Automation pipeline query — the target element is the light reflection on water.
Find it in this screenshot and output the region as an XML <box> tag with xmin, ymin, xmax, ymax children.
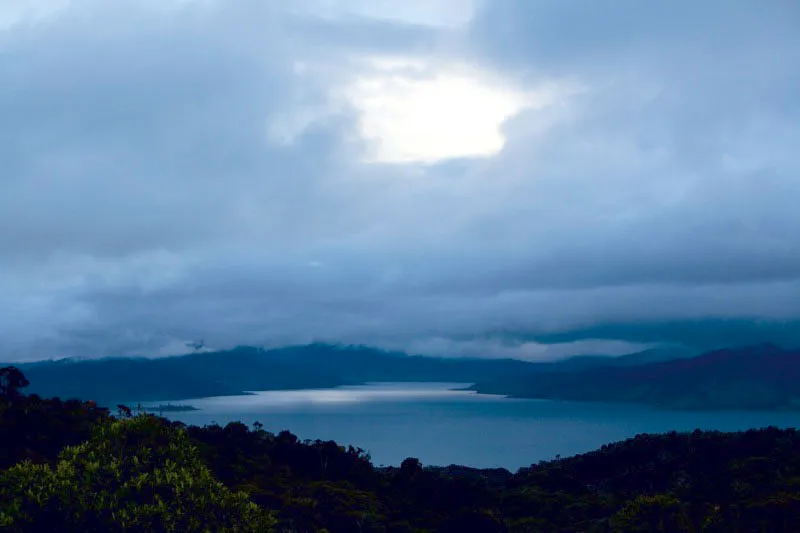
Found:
<box><xmin>155</xmin><ymin>383</ymin><xmax>800</xmax><ymax>469</ymax></box>
<box><xmin>184</xmin><ymin>382</ymin><xmax>487</xmax><ymax>410</ymax></box>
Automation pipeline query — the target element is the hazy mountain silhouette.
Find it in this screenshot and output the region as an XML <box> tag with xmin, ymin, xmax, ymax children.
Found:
<box><xmin>472</xmin><ymin>344</ymin><xmax>800</xmax><ymax>410</ymax></box>
<box><xmin>19</xmin><ymin>342</ymin><xmax>791</xmax><ymax>410</ymax></box>
<box><xmin>8</xmin><ymin>344</ymin><xmax>550</xmax><ymax>405</ymax></box>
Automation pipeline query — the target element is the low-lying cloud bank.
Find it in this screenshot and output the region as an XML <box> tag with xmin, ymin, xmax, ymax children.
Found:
<box><xmin>1</xmin><ymin>1</ymin><xmax>799</xmax><ymax>361</ymax></box>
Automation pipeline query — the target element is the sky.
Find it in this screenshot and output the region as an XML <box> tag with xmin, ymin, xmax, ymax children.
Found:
<box><xmin>1</xmin><ymin>0</ymin><xmax>799</xmax><ymax>362</ymax></box>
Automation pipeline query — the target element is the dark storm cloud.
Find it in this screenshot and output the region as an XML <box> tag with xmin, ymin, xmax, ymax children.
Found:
<box><xmin>1</xmin><ymin>0</ymin><xmax>799</xmax><ymax>361</ymax></box>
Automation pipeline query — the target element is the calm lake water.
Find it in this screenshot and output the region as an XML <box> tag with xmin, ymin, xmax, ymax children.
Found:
<box><xmin>155</xmin><ymin>382</ymin><xmax>800</xmax><ymax>470</ymax></box>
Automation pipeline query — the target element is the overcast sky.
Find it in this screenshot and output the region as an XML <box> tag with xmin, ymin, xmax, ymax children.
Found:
<box><xmin>1</xmin><ymin>0</ymin><xmax>799</xmax><ymax>361</ymax></box>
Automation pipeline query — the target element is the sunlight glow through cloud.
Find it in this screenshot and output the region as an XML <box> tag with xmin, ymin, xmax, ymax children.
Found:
<box><xmin>3</xmin><ymin>0</ymin><xmax>799</xmax><ymax>360</ymax></box>
<box><xmin>343</xmin><ymin>59</ymin><xmax>562</xmax><ymax>164</ymax></box>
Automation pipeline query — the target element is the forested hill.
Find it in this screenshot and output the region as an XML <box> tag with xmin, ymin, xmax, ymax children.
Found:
<box><xmin>2</xmin><ymin>367</ymin><xmax>800</xmax><ymax>532</ymax></box>
<box><xmin>472</xmin><ymin>344</ymin><xmax>800</xmax><ymax>410</ymax></box>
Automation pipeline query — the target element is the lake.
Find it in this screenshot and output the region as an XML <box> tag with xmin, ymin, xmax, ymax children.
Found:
<box><xmin>155</xmin><ymin>382</ymin><xmax>800</xmax><ymax>470</ymax></box>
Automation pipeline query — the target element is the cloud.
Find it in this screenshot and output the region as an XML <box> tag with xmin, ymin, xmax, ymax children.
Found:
<box><xmin>340</xmin><ymin>57</ymin><xmax>574</xmax><ymax>163</ymax></box>
<box><xmin>291</xmin><ymin>0</ymin><xmax>477</xmax><ymax>29</ymax></box>
<box><xmin>400</xmin><ymin>337</ymin><xmax>652</xmax><ymax>361</ymax></box>
<box><xmin>1</xmin><ymin>0</ymin><xmax>799</xmax><ymax>361</ymax></box>
<box><xmin>0</xmin><ymin>0</ymin><xmax>70</xmax><ymax>30</ymax></box>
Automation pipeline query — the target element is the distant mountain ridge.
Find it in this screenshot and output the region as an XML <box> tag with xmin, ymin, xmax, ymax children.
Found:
<box><xmin>7</xmin><ymin>343</ymin><xmax>551</xmax><ymax>405</ymax></box>
<box><xmin>471</xmin><ymin>343</ymin><xmax>800</xmax><ymax>410</ymax></box>
<box><xmin>16</xmin><ymin>346</ymin><xmax>349</xmax><ymax>405</ymax></box>
<box><xmin>22</xmin><ymin>341</ymin><xmax>795</xmax><ymax>410</ymax></box>
<box><xmin>520</xmin><ymin>346</ymin><xmax>697</xmax><ymax>372</ymax></box>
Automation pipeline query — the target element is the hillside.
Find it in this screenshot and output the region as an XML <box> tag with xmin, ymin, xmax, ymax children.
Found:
<box><xmin>17</xmin><ymin>346</ymin><xmax>349</xmax><ymax>405</ymax></box>
<box><xmin>472</xmin><ymin>344</ymin><xmax>800</xmax><ymax>410</ymax></box>
<box><xmin>502</xmin><ymin>346</ymin><xmax>697</xmax><ymax>374</ymax></box>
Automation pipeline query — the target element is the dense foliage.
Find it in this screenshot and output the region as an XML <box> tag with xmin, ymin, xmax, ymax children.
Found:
<box><xmin>0</xmin><ymin>416</ymin><xmax>275</xmax><ymax>532</ymax></box>
<box><xmin>3</xmin><ymin>367</ymin><xmax>800</xmax><ymax>531</ymax></box>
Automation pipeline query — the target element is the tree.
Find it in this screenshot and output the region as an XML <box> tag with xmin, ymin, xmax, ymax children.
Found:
<box><xmin>609</xmin><ymin>494</ymin><xmax>693</xmax><ymax>533</ymax></box>
<box><xmin>0</xmin><ymin>367</ymin><xmax>29</xmax><ymax>401</ymax></box>
<box><xmin>0</xmin><ymin>415</ymin><xmax>275</xmax><ymax>532</ymax></box>
<box><xmin>116</xmin><ymin>404</ymin><xmax>133</xmax><ymax>418</ymax></box>
<box><xmin>400</xmin><ymin>458</ymin><xmax>423</xmax><ymax>478</ymax></box>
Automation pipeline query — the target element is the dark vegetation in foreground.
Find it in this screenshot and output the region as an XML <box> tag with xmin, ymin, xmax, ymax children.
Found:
<box><xmin>3</xmin><ymin>366</ymin><xmax>800</xmax><ymax>532</ymax></box>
